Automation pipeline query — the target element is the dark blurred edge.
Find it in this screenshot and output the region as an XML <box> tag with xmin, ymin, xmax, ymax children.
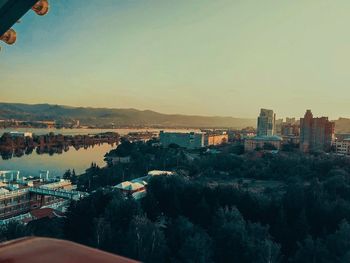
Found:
<box><xmin>0</xmin><ymin>237</ymin><xmax>140</xmax><ymax>263</ymax></box>
<box><xmin>0</xmin><ymin>0</ymin><xmax>38</xmax><ymax>36</ymax></box>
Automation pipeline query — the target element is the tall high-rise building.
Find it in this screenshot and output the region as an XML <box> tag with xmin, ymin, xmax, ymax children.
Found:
<box><xmin>257</xmin><ymin>109</ymin><xmax>276</xmax><ymax>136</ymax></box>
<box><xmin>300</xmin><ymin>110</ymin><xmax>335</xmax><ymax>152</ymax></box>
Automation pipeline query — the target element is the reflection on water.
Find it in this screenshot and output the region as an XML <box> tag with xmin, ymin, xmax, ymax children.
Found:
<box><xmin>0</xmin><ymin>143</ymin><xmax>115</xmax><ymax>178</ymax></box>
<box><xmin>0</xmin><ymin>128</ymin><xmax>200</xmax><ymax>137</ymax></box>
<box><xmin>0</xmin><ymin>128</ymin><xmax>200</xmax><ymax>178</ymax></box>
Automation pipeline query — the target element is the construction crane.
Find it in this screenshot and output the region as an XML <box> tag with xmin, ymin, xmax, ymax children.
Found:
<box><xmin>0</xmin><ymin>0</ymin><xmax>49</xmax><ymax>49</ymax></box>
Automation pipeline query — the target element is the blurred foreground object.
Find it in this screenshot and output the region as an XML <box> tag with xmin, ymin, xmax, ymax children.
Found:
<box><xmin>0</xmin><ymin>0</ymin><xmax>49</xmax><ymax>49</ymax></box>
<box><xmin>0</xmin><ymin>237</ymin><xmax>139</xmax><ymax>263</ymax></box>
<box><xmin>31</xmin><ymin>0</ymin><xmax>49</xmax><ymax>16</ymax></box>
<box><xmin>0</xmin><ymin>28</ymin><xmax>16</xmax><ymax>44</ymax></box>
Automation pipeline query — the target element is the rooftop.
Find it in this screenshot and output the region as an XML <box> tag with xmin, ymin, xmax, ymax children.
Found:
<box><xmin>147</xmin><ymin>170</ymin><xmax>174</xmax><ymax>176</ymax></box>
<box><xmin>248</xmin><ymin>135</ymin><xmax>282</xmax><ymax>141</ymax></box>
<box><xmin>0</xmin><ymin>237</ymin><xmax>139</xmax><ymax>263</ymax></box>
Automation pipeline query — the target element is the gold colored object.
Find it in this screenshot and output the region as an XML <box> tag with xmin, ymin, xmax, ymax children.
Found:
<box><xmin>32</xmin><ymin>0</ymin><xmax>49</xmax><ymax>16</ymax></box>
<box><xmin>0</xmin><ymin>28</ymin><xmax>17</xmax><ymax>45</ymax></box>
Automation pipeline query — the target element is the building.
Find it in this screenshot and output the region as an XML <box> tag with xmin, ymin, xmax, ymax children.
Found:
<box><xmin>106</xmin><ymin>155</ymin><xmax>131</xmax><ymax>165</ymax></box>
<box><xmin>0</xmin><ymin>178</ymin><xmax>73</xmax><ymax>220</ymax></box>
<box><xmin>334</xmin><ymin>138</ymin><xmax>350</xmax><ymax>156</ymax></box>
<box><xmin>257</xmin><ymin>109</ymin><xmax>276</xmax><ymax>136</ymax></box>
<box><xmin>204</xmin><ymin>133</ymin><xmax>228</xmax><ymax>146</ymax></box>
<box><xmin>147</xmin><ymin>170</ymin><xmax>174</xmax><ymax>177</ymax></box>
<box><xmin>115</xmin><ymin>181</ymin><xmax>146</xmax><ymax>196</ymax></box>
<box><xmin>286</xmin><ymin>117</ymin><xmax>297</xmax><ymax>124</ymax></box>
<box><xmin>300</xmin><ymin>110</ymin><xmax>335</xmax><ymax>152</ymax></box>
<box><xmin>245</xmin><ymin>109</ymin><xmax>282</xmax><ymax>152</ymax></box>
<box><xmin>114</xmin><ymin>170</ymin><xmax>174</xmax><ymax>200</ymax></box>
<box><xmin>275</xmin><ymin>118</ymin><xmax>283</xmax><ymax>135</ymax></box>
<box><xmin>244</xmin><ymin>136</ymin><xmax>282</xmax><ymax>152</ymax></box>
<box><xmin>228</xmin><ymin>128</ymin><xmax>256</xmax><ymax>142</ymax></box>
<box><xmin>9</xmin><ymin>131</ymin><xmax>33</xmax><ymax>138</ymax></box>
<box><xmin>281</xmin><ymin>123</ymin><xmax>300</xmax><ymax>137</ymax></box>
<box><xmin>281</xmin><ymin>122</ymin><xmax>300</xmax><ymax>144</ymax></box>
<box><xmin>159</xmin><ymin>131</ymin><xmax>204</xmax><ymax>149</ymax></box>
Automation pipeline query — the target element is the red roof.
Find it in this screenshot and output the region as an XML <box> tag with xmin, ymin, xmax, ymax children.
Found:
<box><xmin>0</xmin><ymin>237</ymin><xmax>139</xmax><ymax>263</ymax></box>
<box><xmin>30</xmin><ymin>208</ymin><xmax>63</xmax><ymax>220</ymax></box>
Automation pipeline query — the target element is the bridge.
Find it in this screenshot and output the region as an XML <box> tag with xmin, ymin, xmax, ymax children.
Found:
<box><xmin>29</xmin><ymin>187</ymin><xmax>88</xmax><ymax>201</ymax></box>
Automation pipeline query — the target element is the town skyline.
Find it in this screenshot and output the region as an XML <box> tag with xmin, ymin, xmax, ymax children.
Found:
<box><xmin>2</xmin><ymin>1</ymin><xmax>350</xmax><ymax>262</ymax></box>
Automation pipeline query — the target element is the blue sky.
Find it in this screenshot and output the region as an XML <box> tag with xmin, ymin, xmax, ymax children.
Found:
<box><xmin>1</xmin><ymin>0</ymin><xmax>350</xmax><ymax>119</ymax></box>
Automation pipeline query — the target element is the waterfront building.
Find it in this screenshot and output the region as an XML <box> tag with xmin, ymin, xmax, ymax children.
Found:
<box><xmin>300</xmin><ymin>110</ymin><xmax>335</xmax><ymax>152</ymax></box>
<box><xmin>159</xmin><ymin>131</ymin><xmax>204</xmax><ymax>149</ymax></box>
<box><xmin>257</xmin><ymin>109</ymin><xmax>276</xmax><ymax>136</ymax></box>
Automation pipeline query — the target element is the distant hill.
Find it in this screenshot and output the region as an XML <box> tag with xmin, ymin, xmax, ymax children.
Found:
<box><xmin>334</xmin><ymin>118</ymin><xmax>350</xmax><ymax>134</ymax></box>
<box><xmin>0</xmin><ymin>103</ymin><xmax>255</xmax><ymax>129</ymax></box>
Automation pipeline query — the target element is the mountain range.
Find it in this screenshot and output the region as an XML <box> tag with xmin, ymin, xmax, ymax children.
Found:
<box><xmin>0</xmin><ymin>103</ymin><xmax>256</xmax><ymax>129</ymax></box>
<box><xmin>2</xmin><ymin>103</ymin><xmax>350</xmax><ymax>132</ymax></box>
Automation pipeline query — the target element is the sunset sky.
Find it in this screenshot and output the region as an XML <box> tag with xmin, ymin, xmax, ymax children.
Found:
<box><xmin>1</xmin><ymin>0</ymin><xmax>350</xmax><ymax>119</ymax></box>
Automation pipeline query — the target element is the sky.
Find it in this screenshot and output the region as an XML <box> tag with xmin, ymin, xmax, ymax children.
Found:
<box><xmin>1</xmin><ymin>0</ymin><xmax>350</xmax><ymax>119</ymax></box>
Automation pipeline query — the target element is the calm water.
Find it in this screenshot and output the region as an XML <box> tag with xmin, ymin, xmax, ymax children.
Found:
<box><xmin>0</xmin><ymin>128</ymin><xmax>200</xmax><ymax>178</ymax></box>
<box><xmin>0</xmin><ymin>144</ymin><xmax>115</xmax><ymax>178</ymax></box>
<box><xmin>0</xmin><ymin>128</ymin><xmax>200</xmax><ymax>136</ymax></box>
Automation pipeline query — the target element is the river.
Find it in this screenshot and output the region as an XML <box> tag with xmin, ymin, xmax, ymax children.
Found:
<box><xmin>0</xmin><ymin>128</ymin><xmax>200</xmax><ymax>178</ymax></box>
<box><xmin>0</xmin><ymin>128</ymin><xmax>200</xmax><ymax>136</ymax></box>
<box><xmin>0</xmin><ymin>144</ymin><xmax>115</xmax><ymax>178</ymax></box>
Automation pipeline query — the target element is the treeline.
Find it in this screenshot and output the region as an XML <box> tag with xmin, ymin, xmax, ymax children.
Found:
<box><xmin>75</xmin><ymin>139</ymin><xmax>350</xmax><ymax>192</ymax></box>
<box><xmin>2</xmin><ymin>173</ymin><xmax>350</xmax><ymax>262</ymax></box>
<box><xmin>2</xmin><ymin>140</ymin><xmax>350</xmax><ymax>262</ymax></box>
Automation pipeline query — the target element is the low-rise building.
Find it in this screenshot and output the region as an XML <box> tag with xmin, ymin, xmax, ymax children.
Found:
<box><xmin>0</xmin><ymin>177</ymin><xmax>73</xmax><ymax>220</ymax></box>
<box><xmin>114</xmin><ymin>170</ymin><xmax>175</xmax><ymax>200</ymax></box>
<box><xmin>9</xmin><ymin>131</ymin><xmax>33</xmax><ymax>138</ymax></box>
<box><xmin>204</xmin><ymin>133</ymin><xmax>228</xmax><ymax>146</ymax></box>
<box><xmin>147</xmin><ymin>170</ymin><xmax>174</xmax><ymax>177</ymax></box>
<box><xmin>335</xmin><ymin>138</ymin><xmax>350</xmax><ymax>156</ymax></box>
<box><xmin>244</xmin><ymin>136</ymin><xmax>282</xmax><ymax>152</ymax></box>
<box><xmin>159</xmin><ymin>131</ymin><xmax>204</xmax><ymax>149</ymax></box>
<box><xmin>106</xmin><ymin>155</ymin><xmax>131</xmax><ymax>165</ymax></box>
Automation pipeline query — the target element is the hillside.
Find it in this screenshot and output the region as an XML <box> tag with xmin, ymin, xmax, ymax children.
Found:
<box><xmin>0</xmin><ymin>103</ymin><xmax>255</xmax><ymax>129</ymax></box>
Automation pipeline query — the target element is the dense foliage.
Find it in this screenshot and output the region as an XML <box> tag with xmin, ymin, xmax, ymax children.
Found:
<box><xmin>2</xmin><ymin>140</ymin><xmax>350</xmax><ymax>262</ymax></box>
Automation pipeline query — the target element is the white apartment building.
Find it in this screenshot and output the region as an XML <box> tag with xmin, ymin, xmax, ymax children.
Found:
<box><xmin>335</xmin><ymin>138</ymin><xmax>350</xmax><ymax>156</ymax></box>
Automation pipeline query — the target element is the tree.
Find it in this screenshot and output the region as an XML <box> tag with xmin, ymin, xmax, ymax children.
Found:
<box><xmin>124</xmin><ymin>215</ymin><xmax>167</xmax><ymax>262</ymax></box>
<box><xmin>293</xmin><ymin>236</ymin><xmax>331</xmax><ymax>263</ymax></box>
<box><xmin>326</xmin><ymin>220</ymin><xmax>350</xmax><ymax>261</ymax></box>
<box><xmin>0</xmin><ymin>221</ymin><xmax>29</xmax><ymax>242</ymax></box>
<box><xmin>62</xmin><ymin>169</ymin><xmax>72</xmax><ymax>181</ymax></box>
<box><xmin>167</xmin><ymin>216</ymin><xmax>213</xmax><ymax>263</ymax></box>
<box><xmin>213</xmin><ymin>207</ymin><xmax>281</xmax><ymax>263</ymax></box>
